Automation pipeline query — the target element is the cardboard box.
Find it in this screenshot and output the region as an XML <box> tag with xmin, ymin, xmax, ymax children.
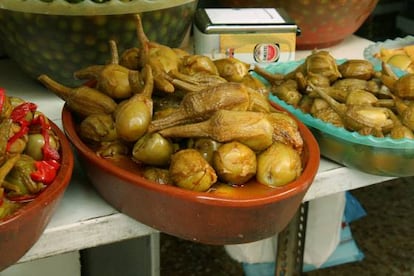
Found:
<box><xmin>193</xmin><ymin>8</ymin><xmax>299</xmax><ymax>64</ymax></box>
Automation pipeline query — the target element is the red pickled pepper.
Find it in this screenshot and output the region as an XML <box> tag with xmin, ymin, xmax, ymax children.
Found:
<box><xmin>29</xmin><ymin>114</ymin><xmax>61</xmax><ymax>184</ymax></box>
<box><xmin>31</xmin><ymin>159</ymin><xmax>60</xmax><ymax>185</ymax></box>
<box><xmin>32</xmin><ymin>114</ymin><xmax>60</xmax><ymax>161</ymax></box>
<box><xmin>0</xmin><ymin>89</ymin><xmax>4</xmax><ymax>206</ymax></box>
<box><xmin>0</xmin><ymin>88</ymin><xmax>61</xmax><ymax>205</ymax></box>
<box><xmin>3</xmin><ymin>97</ymin><xmax>61</xmax><ymax>185</ymax></box>
<box><xmin>6</xmin><ymin>102</ymin><xmax>37</xmax><ymax>152</ymax></box>
<box><xmin>0</xmin><ymin>89</ymin><xmax>62</xmax><ymax>205</ymax></box>
<box><xmin>0</xmin><ymin>88</ymin><xmax>6</xmax><ymax>112</ymax></box>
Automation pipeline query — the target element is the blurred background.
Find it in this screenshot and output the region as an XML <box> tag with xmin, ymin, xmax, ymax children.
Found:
<box><xmin>355</xmin><ymin>0</ymin><xmax>413</xmax><ymax>40</ymax></box>
<box><xmin>197</xmin><ymin>0</ymin><xmax>414</xmax><ymax>41</ymax></box>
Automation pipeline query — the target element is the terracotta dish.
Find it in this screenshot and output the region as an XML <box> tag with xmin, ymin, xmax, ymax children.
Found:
<box><xmin>0</xmin><ymin>120</ymin><xmax>74</xmax><ymax>271</ymax></box>
<box><xmin>62</xmin><ymin>104</ymin><xmax>320</xmax><ymax>245</ymax></box>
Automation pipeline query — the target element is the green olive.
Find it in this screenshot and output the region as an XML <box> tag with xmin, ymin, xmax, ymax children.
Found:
<box><xmin>187</xmin><ymin>138</ymin><xmax>221</xmax><ymax>165</ymax></box>
<box><xmin>115</xmin><ymin>100</ymin><xmax>151</xmax><ymax>142</ymax></box>
<box><xmin>132</xmin><ymin>133</ymin><xmax>174</xmax><ymax>167</ymax></box>
<box><xmin>25</xmin><ymin>132</ymin><xmax>59</xmax><ymax>161</ymax></box>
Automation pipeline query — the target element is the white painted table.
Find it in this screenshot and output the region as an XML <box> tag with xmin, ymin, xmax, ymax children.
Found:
<box><xmin>0</xmin><ymin>35</ymin><xmax>395</xmax><ymax>274</ymax></box>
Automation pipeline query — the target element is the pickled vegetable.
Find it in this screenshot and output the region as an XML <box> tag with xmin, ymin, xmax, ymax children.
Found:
<box><xmin>213</xmin><ymin>57</ymin><xmax>250</xmax><ymax>82</ymax></box>
<box><xmin>254</xmin><ymin>50</ymin><xmax>414</xmax><ymax>142</ymax></box>
<box><xmin>309</xmin><ymin>83</ymin><xmax>394</xmax><ymax>134</ymax></box>
<box><xmin>114</xmin><ymin>64</ymin><xmax>153</xmax><ymax>142</ymax></box>
<box><xmin>142</xmin><ymin>167</ymin><xmax>172</xmax><ymax>185</ymax></box>
<box><xmin>33</xmin><ymin>14</ymin><xmax>308</xmax><ymax>195</ymax></box>
<box><xmin>148</xmin><ymin>82</ymin><xmax>251</xmax><ymax>133</ymax></box>
<box><xmin>187</xmin><ymin>138</ymin><xmax>221</xmax><ymax>165</ymax></box>
<box><xmin>74</xmin><ymin>40</ymin><xmax>136</xmax><ymax>99</ymax></box>
<box><xmin>338</xmin><ymin>59</ymin><xmax>374</xmax><ymax>80</ymax></box>
<box><xmin>256</xmin><ymin>142</ymin><xmax>302</xmax><ymax>187</ymax></box>
<box><xmin>132</xmin><ymin>133</ymin><xmax>174</xmax><ymax>167</ymax></box>
<box><xmin>79</xmin><ymin>113</ymin><xmax>118</xmax><ymax>143</ymax></box>
<box><xmin>158</xmin><ymin>110</ymin><xmax>274</xmax><ymax>152</ymax></box>
<box><xmin>213</xmin><ymin>141</ymin><xmax>256</xmax><ymax>185</ymax></box>
<box><xmin>169</xmin><ymin>149</ymin><xmax>217</xmax><ymax>192</ymax></box>
<box><xmin>0</xmin><ymin>89</ymin><xmax>62</xmax><ymax>219</ymax></box>
<box><xmin>38</xmin><ymin>74</ymin><xmax>117</xmax><ymax>117</ymax></box>
<box><xmin>374</xmin><ymin>45</ymin><xmax>414</xmax><ymax>73</ymax></box>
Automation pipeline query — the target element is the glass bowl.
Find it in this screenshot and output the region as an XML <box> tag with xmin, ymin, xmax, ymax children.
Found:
<box><xmin>260</xmin><ymin>60</ymin><xmax>414</xmax><ymax>177</ymax></box>
<box><xmin>363</xmin><ymin>35</ymin><xmax>414</xmax><ymax>77</ymax></box>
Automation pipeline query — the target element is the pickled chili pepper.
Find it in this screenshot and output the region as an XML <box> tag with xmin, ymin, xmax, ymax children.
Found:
<box><xmin>31</xmin><ymin>114</ymin><xmax>60</xmax><ymax>161</ymax></box>
<box><xmin>0</xmin><ymin>88</ymin><xmax>5</xmax><ymax>113</ymax></box>
<box><xmin>6</xmin><ymin>100</ymin><xmax>61</xmax><ymax>185</ymax></box>
<box><xmin>30</xmin><ymin>159</ymin><xmax>60</xmax><ymax>185</ymax></box>
<box><xmin>0</xmin><ymin>89</ymin><xmax>62</xmax><ymax>217</ymax></box>
<box><xmin>6</xmin><ymin>102</ymin><xmax>37</xmax><ymax>152</ymax></box>
<box><xmin>0</xmin><ymin>188</ymin><xmax>4</xmax><ymax>207</ymax></box>
<box><xmin>29</xmin><ymin>114</ymin><xmax>61</xmax><ymax>184</ymax></box>
<box><xmin>10</xmin><ymin>102</ymin><xmax>37</xmax><ymax>123</ymax></box>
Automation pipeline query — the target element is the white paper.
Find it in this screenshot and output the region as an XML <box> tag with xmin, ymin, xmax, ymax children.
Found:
<box><xmin>205</xmin><ymin>8</ymin><xmax>285</xmax><ymax>25</ymax></box>
<box><xmin>225</xmin><ymin>192</ymin><xmax>346</xmax><ymax>268</ymax></box>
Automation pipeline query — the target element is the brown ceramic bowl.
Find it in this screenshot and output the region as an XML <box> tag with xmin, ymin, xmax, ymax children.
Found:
<box><xmin>0</xmin><ymin>120</ymin><xmax>74</xmax><ymax>271</ymax></box>
<box><xmin>62</xmin><ymin>104</ymin><xmax>319</xmax><ymax>245</ymax></box>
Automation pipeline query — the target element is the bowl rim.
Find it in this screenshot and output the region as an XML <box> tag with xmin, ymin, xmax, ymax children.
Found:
<box><xmin>258</xmin><ymin>59</ymin><xmax>414</xmax><ymax>150</ymax></box>
<box><xmin>0</xmin><ymin>0</ymin><xmax>197</xmax><ymax>16</ymax></box>
<box><xmin>62</xmin><ymin>104</ymin><xmax>320</xmax><ymax>208</ymax></box>
<box><xmin>0</xmin><ymin>119</ymin><xmax>75</xmax><ymax>226</ymax></box>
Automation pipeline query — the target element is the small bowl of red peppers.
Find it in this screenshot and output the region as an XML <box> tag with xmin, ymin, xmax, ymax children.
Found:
<box><xmin>0</xmin><ymin>87</ymin><xmax>74</xmax><ymax>271</ymax></box>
